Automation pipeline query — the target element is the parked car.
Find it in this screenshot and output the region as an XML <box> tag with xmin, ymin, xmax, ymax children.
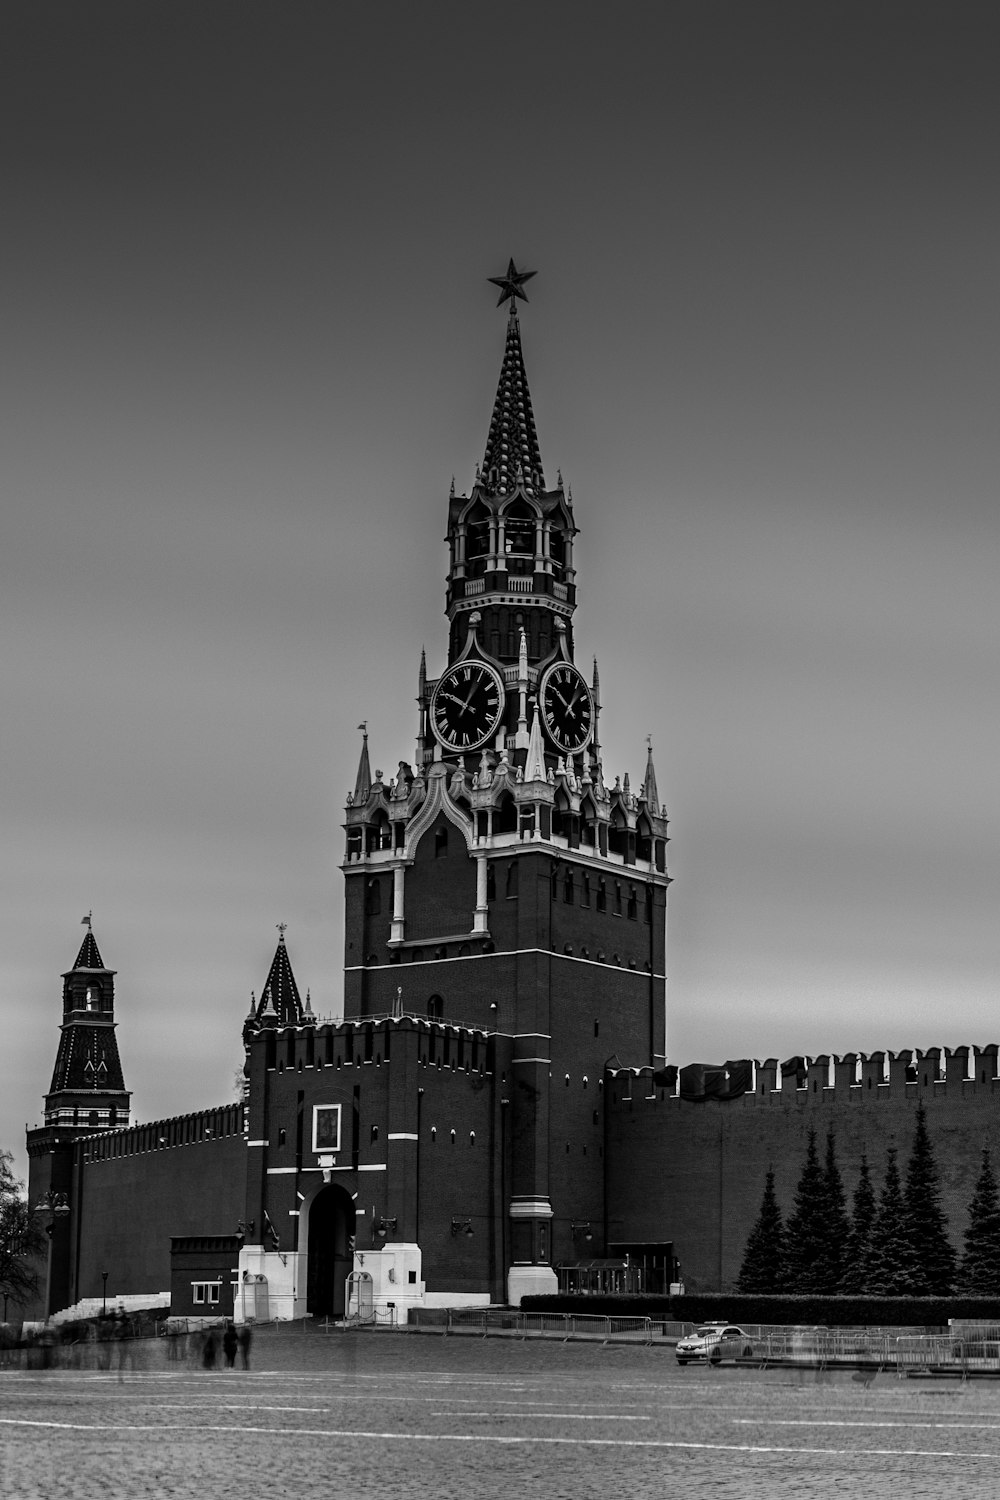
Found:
<box><xmin>676</xmin><ymin>1323</ymin><xmax>754</xmax><ymax>1366</ymax></box>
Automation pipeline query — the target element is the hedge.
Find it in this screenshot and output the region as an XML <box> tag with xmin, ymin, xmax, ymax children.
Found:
<box><xmin>520</xmin><ymin>1293</ymin><xmax>1000</xmax><ymax>1327</ymax></box>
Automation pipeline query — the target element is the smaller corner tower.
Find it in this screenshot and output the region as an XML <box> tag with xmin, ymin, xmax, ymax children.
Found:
<box><xmin>43</xmin><ymin>919</ymin><xmax>131</xmax><ymax>1134</ymax></box>
<box><xmin>26</xmin><ymin>919</ymin><xmax>131</xmax><ymax>1318</ymax></box>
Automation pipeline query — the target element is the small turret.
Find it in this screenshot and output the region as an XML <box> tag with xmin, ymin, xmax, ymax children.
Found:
<box><xmin>242</xmin><ymin>926</ymin><xmax>309</xmax><ymax>1047</ymax></box>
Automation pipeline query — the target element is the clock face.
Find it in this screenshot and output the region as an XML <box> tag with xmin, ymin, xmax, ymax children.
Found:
<box><xmin>430</xmin><ymin>659</ymin><xmax>505</xmax><ymax>752</ymax></box>
<box><xmin>539</xmin><ymin>662</ymin><xmax>594</xmax><ymax>754</ymax></box>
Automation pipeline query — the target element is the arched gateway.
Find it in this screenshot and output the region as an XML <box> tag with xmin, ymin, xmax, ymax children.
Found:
<box><xmin>306</xmin><ymin>1184</ymin><xmax>356</xmax><ymax>1318</ymax></box>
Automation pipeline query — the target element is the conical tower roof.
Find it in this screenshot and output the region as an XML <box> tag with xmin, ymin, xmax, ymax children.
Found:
<box><xmin>481</xmin><ymin>307</ymin><xmax>545</xmax><ymax>498</ymax></box>
<box><xmin>640</xmin><ymin>741</ymin><xmax>660</xmax><ymax>816</ymax></box>
<box><xmin>353</xmin><ymin>725</ymin><xmax>372</xmax><ymax>805</ymax></box>
<box><xmin>72</xmin><ymin>927</ymin><xmax>107</xmax><ymax>971</ymax></box>
<box><xmin>253</xmin><ymin>929</ymin><xmax>305</xmax><ymax>1028</ymax></box>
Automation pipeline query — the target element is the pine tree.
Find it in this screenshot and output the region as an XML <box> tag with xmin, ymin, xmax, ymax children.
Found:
<box><xmin>814</xmin><ymin>1129</ymin><xmax>850</xmax><ymax>1293</ymax></box>
<box><xmin>0</xmin><ymin>1150</ymin><xmax>45</xmax><ymax>1315</ymax></box>
<box><xmin>958</xmin><ymin>1148</ymin><xmax>1000</xmax><ymax>1295</ymax></box>
<box><xmin>736</xmin><ymin>1167</ymin><xmax>786</xmax><ymax>1293</ymax></box>
<box><xmin>840</xmin><ymin>1154</ymin><xmax>876</xmax><ymax>1294</ymax></box>
<box><xmin>902</xmin><ymin>1103</ymin><xmax>957</xmax><ymax>1295</ymax></box>
<box><xmin>866</xmin><ymin>1146</ymin><xmax>921</xmax><ymax>1296</ymax></box>
<box><xmin>785</xmin><ymin>1128</ymin><xmax>830</xmax><ymax>1293</ymax></box>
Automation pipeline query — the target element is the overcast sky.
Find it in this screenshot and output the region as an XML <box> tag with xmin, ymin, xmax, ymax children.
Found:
<box><xmin>4</xmin><ymin>3</ymin><xmax>999</xmax><ymax>1179</ymax></box>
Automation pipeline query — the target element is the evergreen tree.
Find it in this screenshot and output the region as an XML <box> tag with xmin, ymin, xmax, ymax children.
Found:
<box><xmin>736</xmin><ymin>1167</ymin><xmax>786</xmax><ymax>1293</ymax></box>
<box><xmin>866</xmin><ymin>1146</ymin><xmax>921</xmax><ymax>1295</ymax></box>
<box><xmin>785</xmin><ymin>1128</ymin><xmax>830</xmax><ymax>1293</ymax></box>
<box><xmin>958</xmin><ymin>1148</ymin><xmax>1000</xmax><ymax>1295</ymax></box>
<box><xmin>0</xmin><ymin>1150</ymin><xmax>44</xmax><ymax>1316</ymax></box>
<box><xmin>903</xmin><ymin>1103</ymin><xmax>957</xmax><ymax>1295</ymax></box>
<box><xmin>840</xmin><ymin>1154</ymin><xmax>876</xmax><ymax>1294</ymax></box>
<box><xmin>814</xmin><ymin>1129</ymin><xmax>850</xmax><ymax>1293</ymax></box>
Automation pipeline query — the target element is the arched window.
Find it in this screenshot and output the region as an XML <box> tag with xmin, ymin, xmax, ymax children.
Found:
<box><xmin>495</xmin><ymin>794</ymin><xmax>517</xmax><ymax>836</ymax></box>
<box><xmin>434</xmin><ymin>825</ymin><xmax>448</xmax><ymax>857</ymax></box>
<box><xmin>427</xmin><ymin>995</ymin><xmax>444</xmax><ymax>1020</ymax></box>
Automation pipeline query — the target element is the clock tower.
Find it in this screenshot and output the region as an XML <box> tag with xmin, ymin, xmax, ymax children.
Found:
<box><xmin>343</xmin><ymin>264</ymin><xmax>670</xmax><ymax>1301</ymax></box>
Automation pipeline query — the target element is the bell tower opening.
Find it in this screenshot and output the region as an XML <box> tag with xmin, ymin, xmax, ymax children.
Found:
<box><xmin>306</xmin><ymin>1184</ymin><xmax>357</xmax><ymax>1318</ymax></box>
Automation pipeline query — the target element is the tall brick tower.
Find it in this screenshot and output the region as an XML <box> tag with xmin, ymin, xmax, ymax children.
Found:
<box><xmin>26</xmin><ymin>920</ymin><xmax>131</xmax><ymax>1316</ymax></box>
<box><xmin>342</xmin><ymin>264</ymin><xmax>671</xmax><ymax>1301</ymax></box>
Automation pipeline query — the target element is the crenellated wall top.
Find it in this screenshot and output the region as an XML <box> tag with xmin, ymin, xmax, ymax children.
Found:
<box><xmin>607</xmin><ymin>1044</ymin><xmax>1000</xmax><ymax>1106</ymax></box>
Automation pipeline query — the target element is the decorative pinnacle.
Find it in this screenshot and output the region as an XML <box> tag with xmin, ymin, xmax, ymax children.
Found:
<box><xmin>277</xmin><ymin>922</ymin><xmax>287</xmax><ymax>942</ymax></box>
<box><xmin>488</xmin><ymin>258</ymin><xmax>536</xmax><ymax>310</ymax></box>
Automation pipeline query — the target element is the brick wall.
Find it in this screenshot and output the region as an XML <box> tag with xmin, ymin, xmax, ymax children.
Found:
<box><xmin>607</xmin><ymin>1060</ymin><xmax>1000</xmax><ymax>1292</ymax></box>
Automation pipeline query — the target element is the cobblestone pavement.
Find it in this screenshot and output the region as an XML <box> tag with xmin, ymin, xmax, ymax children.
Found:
<box><xmin>3</xmin><ymin>1330</ymin><xmax>1000</xmax><ymax>1499</ymax></box>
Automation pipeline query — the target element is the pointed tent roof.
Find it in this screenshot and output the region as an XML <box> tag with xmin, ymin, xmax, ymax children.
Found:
<box><xmin>640</xmin><ymin>741</ymin><xmax>660</xmax><ymax>816</ymax></box>
<box><xmin>71</xmin><ymin>928</ymin><xmax>107</xmax><ymax>972</ymax></box>
<box><xmin>254</xmin><ymin>931</ymin><xmax>305</xmax><ymax>1028</ymax></box>
<box><xmin>353</xmin><ymin>726</ymin><xmax>372</xmax><ymax>805</ymax></box>
<box><xmin>481</xmin><ymin>309</ymin><xmax>545</xmax><ymax>498</ymax></box>
<box><xmin>524</xmin><ymin>703</ymin><xmax>548</xmax><ymax>783</ymax></box>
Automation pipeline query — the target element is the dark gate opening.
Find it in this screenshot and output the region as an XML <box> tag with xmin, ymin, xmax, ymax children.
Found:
<box><xmin>306</xmin><ymin>1185</ymin><xmax>356</xmax><ymax>1318</ymax></box>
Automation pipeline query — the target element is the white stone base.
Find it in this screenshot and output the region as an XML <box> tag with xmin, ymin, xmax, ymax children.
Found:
<box><xmin>350</xmin><ymin>1243</ymin><xmax>425</xmax><ymax>1323</ymax></box>
<box><xmin>236</xmin><ymin>1246</ymin><xmax>305</xmax><ymax>1324</ymax></box>
<box><xmin>507</xmin><ymin>1264</ymin><xmax>559</xmax><ymax>1307</ymax></box>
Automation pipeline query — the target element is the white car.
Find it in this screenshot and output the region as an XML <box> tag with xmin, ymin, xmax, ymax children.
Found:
<box><xmin>676</xmin><ymin>1323</ymin><xmax>754</xmax><ymax>1366</ymax></box>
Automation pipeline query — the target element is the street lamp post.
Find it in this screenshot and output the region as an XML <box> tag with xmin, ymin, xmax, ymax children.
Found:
<box><xmin>35</xmin><ymin>1189</ymin><xmax>70</xmax><ymax>1322</ymax></box>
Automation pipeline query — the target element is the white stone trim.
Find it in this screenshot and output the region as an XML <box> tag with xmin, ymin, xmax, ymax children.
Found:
<box><xmin>508</xmin><ymin>1200</ymin><xmax>554</xmax><ymax>1218</ymax></box>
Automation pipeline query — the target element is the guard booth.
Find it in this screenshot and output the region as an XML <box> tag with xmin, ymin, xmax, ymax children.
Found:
<box><xmin>239</xmin><ymin>1272</ymin><xmax>269</xmax><ymax>1323</ymax></box>
<box><xmin>345</xmin><ymin>1271</ymin><xmax>374</xmax><ymax>1324</ymax></box>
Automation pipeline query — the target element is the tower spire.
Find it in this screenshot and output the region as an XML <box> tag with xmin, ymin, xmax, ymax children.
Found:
<box><xmin>352</xmin><ymin>723</ymin><xmax>372</xmax><ymax>805</ymax></box>
<box><xmin>640</xmin><ymin>737</ymin><xmax>660</xmax><ymax>816</ymax></box>
<box><xmin>245</xmin><ymin>928</ymin><xmax>308</xmax><ymax>1039</ymax></box>
<box><xmin>481</xmin><ymin>261</ymin><xmax>544</xmax><ymax>497</ymax></box>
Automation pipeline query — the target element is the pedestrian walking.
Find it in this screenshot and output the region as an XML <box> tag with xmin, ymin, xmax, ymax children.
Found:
<box><xmin>237</xmin><ymin>1323</ymin><xmax>252</xmax><ymax>1369</ymax></box>
<box><xmin>222</xmin><ymin>1322</ymin><xmax>238</xmax><ymax>1369</ymax></box>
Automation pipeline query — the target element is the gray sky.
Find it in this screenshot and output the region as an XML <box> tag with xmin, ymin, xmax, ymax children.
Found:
<box><xmin>4</xmin><ymin>2</ymin><xmax>999</xmax><ymax>1179</ymax></box>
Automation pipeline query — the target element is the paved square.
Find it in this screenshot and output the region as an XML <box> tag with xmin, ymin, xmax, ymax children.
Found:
<box><xmin>3</xmin><ymin>1330</ymin><xmax>1000</xmax><ymax>1499</ymax></box>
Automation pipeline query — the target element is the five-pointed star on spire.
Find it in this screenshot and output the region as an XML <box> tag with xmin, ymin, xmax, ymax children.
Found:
<box><xmin>488</xmin><ymin>258</ymin><xmax>537</xmax><ymax>308</ymax></box>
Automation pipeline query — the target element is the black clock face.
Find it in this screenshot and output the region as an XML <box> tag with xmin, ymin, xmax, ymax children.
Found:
<box><xmin>539</xmin><ymin>662</ymin><xmax>594</xmax><ymax>754</ymax></box>
<box><xmin>430</xmin><ymin>660</ymin><xmax>505</xmax><ymax>751</ymax></box>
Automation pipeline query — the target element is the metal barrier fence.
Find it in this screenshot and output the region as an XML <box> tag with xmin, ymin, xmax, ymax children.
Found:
<box><xmin>896</xmin><ymin>1332</ymin><xmax>1000</xmax><ymax>1379</ymax></box>
<box><xmin>343</xmin><ymin>1305</ymin><xmax>398</xmax><ymax>1330</ymax></box>
<box><xmin>445</xmin><ymin>1309</ymin><xmax>657</xmax><ymax>1344</ymax></box>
